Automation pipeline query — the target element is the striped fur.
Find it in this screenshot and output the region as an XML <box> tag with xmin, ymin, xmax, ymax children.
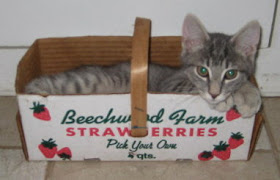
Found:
<box><xmin>25</xmin><ymin>62</ymin><xmax>197</xmax><ymax>94</ymax></box>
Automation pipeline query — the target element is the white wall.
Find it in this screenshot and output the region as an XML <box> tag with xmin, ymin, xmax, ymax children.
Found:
<box><xmin>0</xmin><ymin>0</ymin><xmax>278</xmax><ymax>96</ymax></box>
<box><xmin>0</xmin><ymin>0</ymin><xmax>275</xmax><ymax>47</ymax></box>
<box><xmin>256</xmin><ymin>0</ymin><xmax>280</xmax><ymax>96</ymax></box>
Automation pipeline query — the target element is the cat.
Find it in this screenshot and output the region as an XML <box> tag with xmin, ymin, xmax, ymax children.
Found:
<box><xmin>25</xmin><ymin>14</ymin><xmax>262</xmax><ymax>118</ymax></box>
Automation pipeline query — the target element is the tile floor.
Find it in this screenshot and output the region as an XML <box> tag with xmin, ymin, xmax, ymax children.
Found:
<box><xmin>0</xmin><ymin>96</ymin><xmax>280</xmax><ymax>180</ymax></box>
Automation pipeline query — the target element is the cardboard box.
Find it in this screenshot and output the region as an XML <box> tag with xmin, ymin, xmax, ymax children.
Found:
<box><xmin>16</xmin><ymin>18</ymin><xmax>263</xmax><ymax>161</ymax></box>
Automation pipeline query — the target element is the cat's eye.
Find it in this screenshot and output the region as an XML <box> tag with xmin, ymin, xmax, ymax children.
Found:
<box><xmin>225</xmin><ymin>69</ymin><xmax>238</xmax><ymax>80</ymax></box>
<box><xmin>197</xmin><ymin>66</ymin><xmax>209</xmax><ymax>77</ymax></box>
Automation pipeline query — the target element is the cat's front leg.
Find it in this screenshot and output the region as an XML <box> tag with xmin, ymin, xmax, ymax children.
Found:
<box><xmin>210</xmin><ymin>95</ymin><xmax>234</xmax><ymax>112</ymax></box>
<box><xmin>232</xmin><ymin>81</ymin><xmax>261</xmax><ymax>118</ymax></box>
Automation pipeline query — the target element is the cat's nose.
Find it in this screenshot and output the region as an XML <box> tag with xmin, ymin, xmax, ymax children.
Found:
<box><xmin>209</xmin><ymin>93</ymin><xmax>219</xmax><ymax>99</ymax></box>
<box><xmin>209</xmin><ymin>81</ymin><xmax>221</xmax><ymax>100</ymax></box>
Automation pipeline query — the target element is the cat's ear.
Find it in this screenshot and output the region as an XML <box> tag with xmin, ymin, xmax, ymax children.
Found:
<box><xmin>230</xmin><ymin>21</ymin><xmax>261</xmax><ymax>57</ymax></box>
<box><xmin>182</xmin><ymin>14</ymin><xmax>210</xmax><ymax>53</ymax></box>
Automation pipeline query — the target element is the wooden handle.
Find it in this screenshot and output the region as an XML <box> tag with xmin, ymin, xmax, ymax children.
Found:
<box><xmin>130</xmin><ymin>17</ymin><xmax>151</xmax><ymax>137</ymax></box>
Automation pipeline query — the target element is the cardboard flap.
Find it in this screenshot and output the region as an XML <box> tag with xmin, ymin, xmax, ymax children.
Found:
<box><xmin>15</xmin><ymin>41</ymin><xmax>41</xmax><ymax>94</ymax></box>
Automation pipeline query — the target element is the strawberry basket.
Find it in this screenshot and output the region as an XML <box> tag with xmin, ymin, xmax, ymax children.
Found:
<box><xmin>16</xmin><ymin>17</ymin><xmax>263</xmax><ymax>161</ymax></box>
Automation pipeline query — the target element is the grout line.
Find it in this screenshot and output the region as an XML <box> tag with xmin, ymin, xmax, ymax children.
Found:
<box><xmin>262</xmin><ymin>110</ymin><xmax>280</xmax><ymax>176</ymax></box>
<box><xmin>44</xmin><ymin>162</ymin><xmax>55</xmax><ymax>180</ymax></box>
<box><xmin>0</xmin><ymin>146</ymin><xmax>22</xmax><ymax>149</ymax></box>
<box><xmin>0</xmin><ymin>46</ymin><xmax>29</xmax><ymax>49</ymax></box>
<box><xmin>254</xmin><ymin>149</ymin><xmax>273</xmax><ymax>153</ymax></box>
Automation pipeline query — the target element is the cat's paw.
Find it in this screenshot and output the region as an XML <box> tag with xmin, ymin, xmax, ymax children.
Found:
<box><xmin>211</xmin><ymin>95</ymin><xmax>234</xmax><ymax>112</ymax></box>
<box><xmin>233</xmin><ymin>82</ymin><xmax>261</xmax><ymax>118</ymax></box>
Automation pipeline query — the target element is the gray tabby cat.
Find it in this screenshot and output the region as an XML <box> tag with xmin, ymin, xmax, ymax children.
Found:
<box><xmin>25</xmin><ymin>14</ymin><xmax>261</xmax><ymax>118</ymax></box>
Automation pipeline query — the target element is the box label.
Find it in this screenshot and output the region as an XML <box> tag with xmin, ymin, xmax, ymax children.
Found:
<box><xmin>18</xmin><ymin>94</ymin><xmax>255</xmax><ymax>161</ymax></box>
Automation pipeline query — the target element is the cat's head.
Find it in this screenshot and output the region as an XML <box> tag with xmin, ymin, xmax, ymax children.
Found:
<box><xmin>181</xmin><ymin>14</ymin><xmax>261</xmax><ymax>105</ymax></box>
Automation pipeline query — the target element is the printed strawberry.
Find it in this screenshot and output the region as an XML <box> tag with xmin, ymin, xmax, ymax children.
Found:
<box><xmin>57</xmin><ymin>147</ymin><xmax>72</xmax><ymax>160</ymax></box>
<box><xmin>212</xmin><ymin>141</ymin><xmax>231</xmax><ymax>160</ymax></box>
<box><xmin>198</xmin><ymin>151</ymin><xmax>213</xmax><ymax>161</ymax></box>
<box><xmin>228</xmin><ymin>132</ymin><xmax>244</xmax><ymax>149</ymax></box>
<box><xmin>226</xmin><ymin>108</ymin><xmax>241</xmax><ymax>121</ymax></box>
<box><xmin>38</xmin><ymin>138</ymin><xmax>57</xmax><ymax>158</ymax></box>
<box><xmin>30</xmin><ymin>102</ymin><xmax>51</xmax><ymax>121</ymax></box>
